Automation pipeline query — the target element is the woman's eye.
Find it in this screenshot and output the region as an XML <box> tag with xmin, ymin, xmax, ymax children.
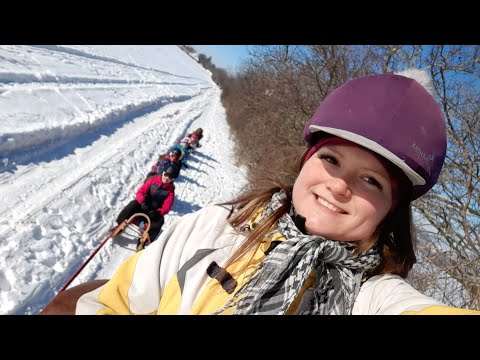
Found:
<box><xmin>320</xmin><ymin>154</ymin><xmax>338</xmax><ymax>165</ymax></box>
<box><xmin>362</xmin><ymin>176</ymin><xmax>383</xmax><ymax>189</ymax></box>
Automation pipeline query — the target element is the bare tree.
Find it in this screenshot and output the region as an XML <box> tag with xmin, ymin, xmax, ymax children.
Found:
<box><xmin>409</xmin><ymin>45</ymin><xmax>480</xmax><ymax>309</ymax></box>
<box><xmin>224</xmin><ymin>45</ymin><xmax>376</xmax><ymax>181</ymax></box>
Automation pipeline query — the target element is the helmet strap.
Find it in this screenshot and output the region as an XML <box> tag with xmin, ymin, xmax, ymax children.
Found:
<box><xmin>289</xmin><ymin>205</ymin><xmax>308</xmax><ymax>234</ymax></box>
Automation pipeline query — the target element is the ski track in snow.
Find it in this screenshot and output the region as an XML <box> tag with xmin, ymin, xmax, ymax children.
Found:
<box><xmin>0</xmin><ymin>46</ymin><xmax>248</xmax><ymax>315</ymax></box>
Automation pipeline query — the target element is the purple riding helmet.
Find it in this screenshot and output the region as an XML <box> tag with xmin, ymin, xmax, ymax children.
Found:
<box><xmin>303</xmin><ymin>73</ymin><xmax>447</xmax><ymax>199</ymax></box>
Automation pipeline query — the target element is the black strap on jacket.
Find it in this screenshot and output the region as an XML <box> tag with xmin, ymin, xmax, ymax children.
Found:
<box><xmin>206</xmin><ymin>261</ymin><xmax>237</xmax><ymax>294</ymax></box>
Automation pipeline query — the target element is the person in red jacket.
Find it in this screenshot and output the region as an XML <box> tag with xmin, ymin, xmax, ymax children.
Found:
<box><xmin>116</xmin><ymin>165</ymin><xmax>176</xmax><ymax>242</ymax></box>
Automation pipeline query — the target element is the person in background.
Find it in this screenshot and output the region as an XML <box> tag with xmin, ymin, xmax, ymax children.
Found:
<box><xmin>147</xmin><ymin>149</ymin><xmax>182</xmax><ymax>179</ymax></box>
<box><xmin>183</xmin><ymin>128</ymin><xmax>203</xmax><ymax>152</ymax></box>
<box><xmin>191</xmin><ymin>128</ymin><xmax>203</xmax><ymax>142</ymax></box>
<box><xmin>41</xmin><ymin>70</ymin><xmax>480</xmax><ymax>315</ymax></box>
<box><xmin>188</xmin><ymin>133</ymin><xmax>201</xmax><ymax>151</ymax></box>
<box><xmin>171</xmin><ymin>139</ymin><xmax>192</xmax><ymax>168</ymax></box>
<box><xmin>116</xmin><ymin>164</ymin><xmax>176</xmax><ymax>243</ymax></box>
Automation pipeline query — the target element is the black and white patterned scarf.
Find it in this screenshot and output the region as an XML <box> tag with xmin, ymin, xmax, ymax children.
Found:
<box><xmin>213</xmin><ymin>191</ymin><xmax>381</xmax><ymax>315</ymax></box>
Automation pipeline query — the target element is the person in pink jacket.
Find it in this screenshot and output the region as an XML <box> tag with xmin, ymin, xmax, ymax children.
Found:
<box><xmin>116</xmin><ymin>164</ymin><xmax>176</xmax><ymax>242</ymax></box>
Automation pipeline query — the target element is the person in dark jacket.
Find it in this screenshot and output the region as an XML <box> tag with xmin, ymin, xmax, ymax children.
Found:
<box><xmin>146</xmin><ymin>149</ymin><xmax>182</xmax><ymax>179</ymax></box>
<box><xmin>116</xmin><ymin>165</ymin><xmax>176</xmax><ymax>242</ymax></box>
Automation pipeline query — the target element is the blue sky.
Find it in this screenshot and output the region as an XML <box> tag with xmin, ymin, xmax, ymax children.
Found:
<box><xmin>192</xmin><ymin>45</ymin><xmax>251</xmax><ymax>74</ymax></box>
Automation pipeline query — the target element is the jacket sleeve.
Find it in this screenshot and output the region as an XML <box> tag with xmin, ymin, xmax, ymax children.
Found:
<box><xmin>353</xmin><ymin>274</ymin><xmax>480</xmax><ymax>315</ymax></box>
<box><xmin>136</xmin><ymin>178</ymin><xmax>154</xmax><ymax>204</ymax></box>
<box><xmin>401</xmin><ymin>305</ymin><xmax>480</xmax><ymax>315</ymax></box>
<box><xmin>76</xmin><ymin>251</ymin><xmax>147</xmax><ymax>314</ymax></box>
<box><xmin>159</xmin><ymin>159</ymin><xmax>169</xmax><ymax>173</ymax></box>
<box><xmin>158</xmin><ymin>189</ymin><xmax>174</xmax><ymax>216</ymax></box>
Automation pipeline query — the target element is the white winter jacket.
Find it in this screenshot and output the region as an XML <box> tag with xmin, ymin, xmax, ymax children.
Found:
<box><xmin>76</xmin><ymin>205</ymin><xmax>477</xmax><ymax>315</ymax></box>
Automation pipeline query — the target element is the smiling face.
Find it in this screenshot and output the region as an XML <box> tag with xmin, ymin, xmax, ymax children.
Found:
<box><xmin>292</xmin><ymin>144</ymin><xmax>393</xmax><ymax>242</ymax></box>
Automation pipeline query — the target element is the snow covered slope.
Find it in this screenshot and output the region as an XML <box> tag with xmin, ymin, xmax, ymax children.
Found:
<box><xmin>0</xmin><ymin>45</ymin><xmax>247</xmax><ymax>315</ymax></box>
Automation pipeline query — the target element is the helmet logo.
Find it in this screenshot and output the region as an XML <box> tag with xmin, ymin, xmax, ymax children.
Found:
<box><xmin>411</xmin><ymin>143</ymin><xmax>434</xmax><ymax>174</ymax></box>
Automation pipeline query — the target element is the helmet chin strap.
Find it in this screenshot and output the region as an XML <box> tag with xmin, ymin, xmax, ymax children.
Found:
<box><xmin>289</xmin><ymin>206</ymin><xmax>308</xmax><ymax>234</ymax></box>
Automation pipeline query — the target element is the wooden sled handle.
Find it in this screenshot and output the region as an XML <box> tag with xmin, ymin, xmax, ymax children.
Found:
<box><xmin>129</xmin><ymin>213</ymin><xmax>151</xmax><ymax>252</ymax></box>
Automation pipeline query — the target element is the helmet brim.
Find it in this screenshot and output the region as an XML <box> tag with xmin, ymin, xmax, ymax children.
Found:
<box><xmin>309</xmin><ymin>125</ymin><xmax>426</xmax><ymax>186</ymax></box>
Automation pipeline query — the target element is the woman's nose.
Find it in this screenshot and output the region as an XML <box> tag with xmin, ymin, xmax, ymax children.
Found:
<box><xmin>326</xmin><ymin>176</ymin><xmax>352</xmax><ymax>199</ymax></box>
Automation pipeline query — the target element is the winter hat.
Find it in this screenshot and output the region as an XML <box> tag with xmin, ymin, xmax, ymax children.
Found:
<box><xmin>304</xmin><ymin>135</ymin><xmax>409</xmax><ymax>210</ymax></box>
<box><xmin>170</xmin><ymin>148</ymin><xmax>182</xmax><ymax>158</ymax></box>
<box><xmin>303</xmin><ymin>70</ymin><xmax>447</xmax><ymax>199</ymax></box>
<box><xmin>163</xmin><ymin>165</ymin><xmax>176</xmax><ymax>181</ymax></box>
